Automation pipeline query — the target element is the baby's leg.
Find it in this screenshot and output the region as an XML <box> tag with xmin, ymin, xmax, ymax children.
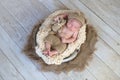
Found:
<box><xmin>43</xmin><ymin>45</ymin><xmax>58</xmax><ymax>56</ymax></box>
<box><xmin>49</xmin><ymin>50</ymin><xmax>58</xmax><ymax>56</ymax></box>
<box><xmin>45</xmin><ymin>42</ymin><xmax>51</xmax><ymax>50</ymax></box>
<box><xmin>43</xmin><ymin>34</ymin><xmax>61</xmax><ymax>56</ymax></box>
<box><xmin>43</xmin><ymin>42</ymin><xmax>51</xmax><ymax>55</ymax></box>
<box><xmin>53</xmin><ymin>43</ymin><xmax>67</xmax><ymax>54</ymax></box>
<box><xmin>42</xmin><ymin>50</ymin><xmax>49</xmax><ymax>55</ymax></box>
<box><xmin>43</xmin><ymin>42</ymin><xmax>59</xmax><ymax>56</ymax></box>
<box><xmin>46</xmin><ymin>42</ymin><xmax>58</xmax><ymax>55</ymax></box>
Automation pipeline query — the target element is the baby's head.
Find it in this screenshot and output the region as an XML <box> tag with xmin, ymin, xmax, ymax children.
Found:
<box><xmin>67</xmin><ymin>18</ymin><xmax>82</xmax><ymax>32</ymax></box>
<box><xmin>66</xmin><ymin>13</ymin><xmax>84</xmax><ymax>32</ymax></box>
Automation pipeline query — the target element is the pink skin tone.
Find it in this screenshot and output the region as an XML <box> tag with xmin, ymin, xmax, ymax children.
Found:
<box><xmin>60</xmin><ymin>18</ymin><xmax>82</xmax><ymax>43</ymax></box>
<box><xmin>43</xmin><ymin>42</ymin><xmax>58</xmax><ymax>56</ymax></box>
<box><xmin>43</xmin><ymin>14</ymin><xmax>82</xmax><ymax>56</ymax></box>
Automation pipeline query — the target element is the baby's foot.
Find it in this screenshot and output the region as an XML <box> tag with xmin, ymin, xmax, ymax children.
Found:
<box><xmin>49</xmin><ymin>50</ymin><xmax>58</xmax><ymax>57</ymax></box>
<box><xmin>43</xmin><ymin>50</ymin><xmax>49</xmax><ymax>55</ymax></box>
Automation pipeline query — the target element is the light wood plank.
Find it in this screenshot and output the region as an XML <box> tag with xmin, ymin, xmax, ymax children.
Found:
<box><xmin>34</xmin><ymin>61</ymin><xmax>62</xmax><ymax>79</ymax></box>
<box><xmin>38</xmin><ymin>0</ymin><xmax>66</xmax><ymax>12</ymax></box>
<box><xmin>58</xmin><ymin>72</ymin><xmax>72</xmax><ymax>80</ymax></box>
<box><xmin>86</xmin><ymin>55</ymin><xmax>120</xmax><ymax>80</ymax></box>
<box><xmin>95</xmin><ymin>38</ymin><xmax>120</xmax><ymax>76</ymax></box>
<box><xmin>0</xmin><ymin>0</ymin><xmax>49</xmax><ymax>33</ymax></box>
<box><xmin>0</xmin><ymin>0</ymin><xmax>50</xmax><ymax>49</ymax></box>
<box><xmin>0</xmin><ymin>75</ymin><xmax>4</xmax><ymax>80</ymax></box>
<box><xmin>0</xmin><ymin>26</ymin><xmax>47</xmax><ymax>80</ymax></box>
<box><xmin>0</xmin><ymin>4</ymin><xmax>27</xmax><ymax>49</ymax></box>
<box><xmin>0</xmin><ymin>77</ymin><xmax>3</xmax><ymax>80</ymax></box>
<box><xmin>29</xmin><ymin>0</ymin><xmax>50</xmax><ymax>19</ymax></box>
<box><xmin>79</xmin><ymin>0</ymin><xmax>120</xmax><ymax>35</ymax></box>
<box><xmin>60</xmin><ymin>0</ymin><xmax>120</xmax><ymax>55</ymax></box>
<box><xmin>68</xmin><ymin>70</ymin><xmax>97</xmax><ymax>80</ymax></box>
<box><xmin>0</xmin><ymin>49</ymin><xmax>24</xmax><ymax>80</ymax></box>
<box><xmin>18</xmin><ymin>0</ymin><xmax>49</xmax><ymax>19</ymax></box>
<box><xmin>41</xmin><ymin>72</ymin><xmax>59</xmax><ymax>80</ymax></box>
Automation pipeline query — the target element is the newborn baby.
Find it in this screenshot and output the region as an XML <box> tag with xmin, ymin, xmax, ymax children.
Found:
<box><xmin>58</xmin><ymin>17</ymin><xmax>82</xmax><ymax>43</ymax></box>
<box><xmin>43</xmin><ymin>13</ymin><xmax>83</xmax><ymax>56</ymax></box>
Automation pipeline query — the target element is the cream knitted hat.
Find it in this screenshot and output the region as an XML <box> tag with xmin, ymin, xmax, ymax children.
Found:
<box><xmin>68</xmin><ymin>13</ymin><xmax>85</xmax><ymax>25</ymax></box>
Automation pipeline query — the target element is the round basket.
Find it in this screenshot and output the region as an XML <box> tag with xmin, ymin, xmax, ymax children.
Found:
<box><xmin>35</xmin><ymin>10</ymin><xmax>86</xmax><ymax>65</ymax></box>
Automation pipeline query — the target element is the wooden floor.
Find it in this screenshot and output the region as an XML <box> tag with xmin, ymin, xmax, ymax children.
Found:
<box><xmin>0</xmin><ymin>0</ymin><xmax>120</xmax><ymax>80</ymax></box>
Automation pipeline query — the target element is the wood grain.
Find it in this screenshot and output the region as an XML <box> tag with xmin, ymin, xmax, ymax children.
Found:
<box><xmin>79</xmin><ymin>0</ymin><xmax>120</xmax><ymax>35</ymax></box>
<box><xmin>0</xmin><ymin>49</ymin><xmax>24</xmax><ymax>80</ymax></box>
<box><xmin>0</xmin><ymin>26</ymin><xmax>47</xmax><ymax>80</ymax></box>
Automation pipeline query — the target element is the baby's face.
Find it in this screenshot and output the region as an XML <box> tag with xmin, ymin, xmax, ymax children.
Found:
<box><xmin>67</xmin><ymin>19</ymin><xmax>82</xmax><ymax>31</ymax></box>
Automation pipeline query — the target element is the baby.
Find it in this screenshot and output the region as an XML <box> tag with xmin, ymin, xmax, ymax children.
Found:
<box><xmin>58</xmin><ymin>17</ymin><xmax>82</xmax><ymax>43</ymax></box>
<box><xmin>43</xmin><ymin>13</ymin><xmax>83</xmax><ymax>56</ymax></box>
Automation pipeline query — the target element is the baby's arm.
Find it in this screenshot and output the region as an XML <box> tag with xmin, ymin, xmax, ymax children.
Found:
<box><xmin>62</xmin><ymin>32</ymin><xmax>78</xmax><ymax>43</ymax></box>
